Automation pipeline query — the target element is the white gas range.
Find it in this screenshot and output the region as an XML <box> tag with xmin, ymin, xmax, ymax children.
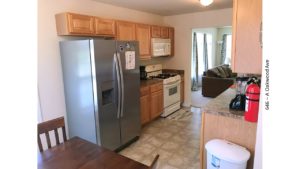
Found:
<box><xmin>143</xmin><ymin>64</ymin><xmax>181</xmax><ymax>117</ymax></box>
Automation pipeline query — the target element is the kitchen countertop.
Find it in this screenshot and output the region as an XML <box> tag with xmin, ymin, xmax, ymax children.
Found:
<box><xmin>162</xmin><ymin>69</ymin><xmax>184</xmax><ymax>76</ymax></box>
<box><xmin>140</xmin><ymin>69</ymin><xmax>184</xmax><ymax>88</ymax></box>
<box><xmin>202</xmin><ymin>87</ymin><xmax>245</xmax><ymax>120</ymax></box>
<box><xmin>140</xmin><ymin>79</ymin><xmax>163</xmax><ymax>88</ymax></box>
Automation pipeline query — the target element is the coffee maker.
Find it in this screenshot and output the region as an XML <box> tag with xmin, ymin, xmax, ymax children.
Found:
<box><xmin>139</xmin><ymin>66</ymin><xmax>148</xmax><ymax>80</ymax></box>
<box><xmin>229</xmin><ymin>77</ymin><xmax>249</xmax><ymax>110</ymax></box>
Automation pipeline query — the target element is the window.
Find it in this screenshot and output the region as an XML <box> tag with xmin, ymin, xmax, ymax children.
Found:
<box><xmin>225</xmin><ymin>34</ymin><xmax>232</xmax><ymax>65</ymax></box>
<box><xmin>195</xmin><ymin>33</ymin><xmax>213</xmax><ymax>75</ymax></box>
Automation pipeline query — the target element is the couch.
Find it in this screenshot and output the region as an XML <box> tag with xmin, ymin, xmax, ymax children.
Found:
<box><xmin>202</xmin><ymin>64</ymin><xmax>237</xmax><ymax>98</ymax></box>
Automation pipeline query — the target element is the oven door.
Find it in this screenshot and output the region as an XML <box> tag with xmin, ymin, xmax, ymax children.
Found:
<box><xmin>163</xmin><ymin>80</ymin><xmax>181</xmax><ymax>108</ymax></box>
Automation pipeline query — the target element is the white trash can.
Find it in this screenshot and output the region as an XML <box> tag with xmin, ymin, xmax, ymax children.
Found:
<box><xmin>205</xmin><ymin>139</ymin><xmax>250</xmax><ymax>169</ymax></box>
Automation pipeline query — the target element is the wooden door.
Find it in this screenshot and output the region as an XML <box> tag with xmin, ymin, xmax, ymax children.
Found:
<box><xmin>136</xmin><ymin>24</ymin><xmax>151</xmax><ymax>59</ymax></box>
<box><xmin>160</xmin><ymin>27</ymin><xmax>169</xmax><ymax>38</ymax></box>
<box><xmin>94</xmin><ymin>17</ymin><xmax>115</xmax><ymax>36</ymax></box>
<box><xmin>150</xmin><ymin>90</ymin><xmax>163</xmax><ymax>119</ymax></box>
<box><xmin>168</xmin><ymin>27</ymin><xmax>175</xmax><ymax>56</ymax></box>
<box><xmin>116</xmin><ymin>21</ymin><xmax>136</xmax><ymax>40</ymax></box>
<box><xmin>232</xmin><ymin>0</ymin><xmax>262</xmax><ymax>74</ymax></box>
<box><xmin>151</xmin><ymin>26</ymin><xmax>161</xmax><ymax>38</ymax></box>
<box><xmin>67</xmin><ymin>13</ymin><xmax>94</xmax><ymax>34</ymax></box>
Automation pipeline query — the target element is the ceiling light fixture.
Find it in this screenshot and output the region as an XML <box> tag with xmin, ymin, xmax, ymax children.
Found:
<box><xmin>200</xmin><ymin>0</ymin><xmax>214</xmax><ymax>6</ymax></box>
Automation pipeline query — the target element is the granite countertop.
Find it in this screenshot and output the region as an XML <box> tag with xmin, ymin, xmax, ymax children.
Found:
<box><xmin>140</xmin><ymin>69</ymin><xmax>183</xmax><ymax>88</ymax></box>
<box><xmin>202</xmin><ymin>88</ymin><xmax>245</xmax><ymax>120</ymax></box>
<box><xmin>140</xmin><ymin>79</ymin><xmax>163</xmax><ymax>88</ymax></box>
<box><xmin>162</xmin><ymin>69</ymin><xmax>184</xmax><ymax>76</ymax></box>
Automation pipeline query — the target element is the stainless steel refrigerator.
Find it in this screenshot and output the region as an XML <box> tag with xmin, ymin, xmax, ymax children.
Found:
<box><xmin>59</xmin><ymin>39</ymin><xmax>141</xmax><ymax>151</ymax></box>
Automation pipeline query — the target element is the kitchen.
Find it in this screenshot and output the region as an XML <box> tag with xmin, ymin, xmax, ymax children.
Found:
<box><xmin>35</xmin><ymin>0</ymin><xmax>260</xmax><ymax>169</ymax></box>
<box><xmin>3</xmin><ymin>0</ymin><xmax>299</xmax><ymax>168</ymax></box>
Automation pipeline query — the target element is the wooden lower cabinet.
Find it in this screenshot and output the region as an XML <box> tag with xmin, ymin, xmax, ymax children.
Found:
<box><xmin>150</xmin><ymin>90</ymin><xmax>163</xmax><ymax>119</ymax></box>
<box><xmin>140</xmin><ymin>86</ymin><xmax>150</xmax><ymax>125</ymax></box>
<box><xmin>140</xmin><ymin>95</ymin><xmax>150</xmax><ymax>125</ymax></box>
<box><xmin>200</xmin><ymin>112</ymin><xmax>257</xmax><ymax>169</ymax></box>
<box><xmin>140</xmin><ymin>82</ymin><xmax>163</xmax><ymax>125</ymax></box>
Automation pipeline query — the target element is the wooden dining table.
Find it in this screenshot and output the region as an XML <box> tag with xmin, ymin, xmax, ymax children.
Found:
<box><xmin>38</xmin><ymin>136</ymin><xmax>149</xmax><ymax>169</ymax></box>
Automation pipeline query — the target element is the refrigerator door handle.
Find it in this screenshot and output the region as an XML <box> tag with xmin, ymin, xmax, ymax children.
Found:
<box><xmin>117</xmin><ymin>53</ymin><xmax>124</xmax><ymax>118</ymax></box>
<box><xmin>114</xmin><ymin>53</ymin><xmax>121</xmax><ymax>119</ymax></box>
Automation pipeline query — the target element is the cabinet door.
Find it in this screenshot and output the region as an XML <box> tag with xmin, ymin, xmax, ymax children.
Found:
<box><xmin>150</xmin><ymin>90</ymin><xmax>163</xmax><ymax>119</ymax></box>
<box><xmin>168</xmin><ymin>27</ymin><xmax>175</xmax><ymax>56</ymax></box>
<box><xmin>232</xmin><ymin>0</ymin><xmax>262</xmax><ymax>74</ymax></box>
<box><xmin>67</xmin><ymin>13</ymin><xmax>94</xmax><ymax>34</ymax></box>
<box><xmin>140</xmin><ymin>95</ymin><xmax>150</xmax><ymax>125</ymax></box>
<box><xmin>151</xmin><ymin>26</ymin><xmax>161</xmax><ymax>38</ymax></box>
<box><xmin>136</xmin><ymin>24</ymin><xmax>151</xmax><ymax>59</ymax></box>
<box><xmin>160</xmin><ymin>27</ymin><xmax>169</xmax><ymax>38</ymax></box>
<box><xmin>116</xmin><ymin>21</ymin><xmax>136</xmax><ymax>40</ymax></box>
<box><xmin>94</xmin><ymin>17</ymin><xmax>115</xmax><ymax>36</ymax></box>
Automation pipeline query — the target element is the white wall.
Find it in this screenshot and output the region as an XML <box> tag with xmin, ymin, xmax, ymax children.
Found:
<box><xmin>253</xmin><ymin>108</ymin><xmax>262</xmax><ymax>169</ymax></box>
<box><xmin>163</xmin><ymin>8</ymin><xmax>232</xmax><ymax>106</ymax></box>
<box><xmin>38</xmin><ymin>0</ymin><xmax>164</xmax><ymax>122</ymax></box>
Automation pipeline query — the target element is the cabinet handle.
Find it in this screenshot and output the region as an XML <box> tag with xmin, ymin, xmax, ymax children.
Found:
<box><xmin>259</xmin><ymin>21</ymin><xmax>263</xmax><ymax>48</ymax></box>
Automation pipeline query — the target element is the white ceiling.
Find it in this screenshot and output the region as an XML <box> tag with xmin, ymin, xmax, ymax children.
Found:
<box><xmin>92</xmin><ymin>0</ymin><xmax>233</xmax><ymax>16</ymax></box>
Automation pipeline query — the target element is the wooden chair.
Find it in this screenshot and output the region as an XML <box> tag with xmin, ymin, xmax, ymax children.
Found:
<box><xmin>149</xmin><ymin>154</ymin><xmax>159</xmax><ymax>169</ymax></box>
<box><xmin>38</xmin><ymin>117</ymin><xmax>67</xmax><ymax>152</ymax></box>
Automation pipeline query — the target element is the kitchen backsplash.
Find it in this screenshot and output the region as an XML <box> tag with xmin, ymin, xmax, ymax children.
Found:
<box><xmin>139</xmin><ymin>57</ymin><xmax>169</xmax><ymax>66</ymax></box>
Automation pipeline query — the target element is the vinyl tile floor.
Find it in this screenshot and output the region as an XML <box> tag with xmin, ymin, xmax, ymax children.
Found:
<box><xmin>119</xmin><ymin>107</ymin><xmax>202</xmax><ymax>169</ymax></box>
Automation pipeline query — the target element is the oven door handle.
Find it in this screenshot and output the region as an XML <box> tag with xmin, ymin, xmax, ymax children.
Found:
<box><xmin>164</xmin><ymin>80</ymin><xmax>181</xmax><ymax>88</ymax></box>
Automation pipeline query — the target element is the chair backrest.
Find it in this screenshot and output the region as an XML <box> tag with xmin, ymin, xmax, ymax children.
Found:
<box><xmin>38</xmin><ymin>117</ymin><xmax>67</xmax><ymax>152</ymax></box>
<box><xmin>149</xmin><ymin>154</ymin><xmax>159</xmax><ymax>169</ymax></box>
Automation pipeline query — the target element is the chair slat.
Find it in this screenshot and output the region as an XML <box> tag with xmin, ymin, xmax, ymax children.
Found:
<box><xmin>62</xmin><ymin>126</ymin><xmax>67</xmax><ymax>141</ymax></box>
<box><xmin>45</xmin><ymin>132</ymin><xmax>51</xmax><ymax>149</ymax></box>
<box><xmin>54</xmin><ymin>128</ymin><xmax>60</xmax><ymax>145</ymax></box>
<box><xmin>38</xmin><ymin>136</ymin><xmax>43</xmax><ymax>152</ymax></box>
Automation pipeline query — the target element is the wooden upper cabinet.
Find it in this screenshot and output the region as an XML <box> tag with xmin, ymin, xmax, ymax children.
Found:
<box><xmin>168</xmin><ymin>27</ymin><xmax>175</xmax><ymax>56</ymax></box>
<box><xmin>232</xmin><ymin>0</ymin><xmax>262</xmax><ymax>74</ymax></box>
<box><xmin>56</xmin><ymin>13</ymin><xmax>95</xmax><ymax>35</ymax></box>
<box><xmin>94</xmin><ymin>17</ymin><xmax>115</xmax><ymax>36</ymax></box>
<box><xmin>151</xmin><ymin>25</ymin><xmax>171</xmax><ymax>38</ymax></box>
<box><xmin>160</xmin><ymin>27</ymin><xmax>169</xmax><ymax>38</ymax></box>
<box><xmin>55</xmin><ymin>12</ymin><xmax>176</xmax><ymax>59</ymax></box>
<box><xmin>136</xmin><ymin>24</ymin><xmax>151</xmax><ymax>60</ymax></box>
<box><xmin>116</xmin><ymin>21</ymin><xmax>136</xmax><ymax>41</ymax></box>
<box><xmin>151</xmin><ymin>26</ymin><xmax>161</xmax><ymax>38</ymax></box>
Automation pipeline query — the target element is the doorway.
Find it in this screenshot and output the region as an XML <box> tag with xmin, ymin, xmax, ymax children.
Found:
<box><xmin>191</xmin><ymin>27</ymin><xmax>232</xmax><ymax>107</ymax></box>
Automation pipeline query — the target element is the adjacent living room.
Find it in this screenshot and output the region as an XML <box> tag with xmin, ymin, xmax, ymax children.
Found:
<box><xmin>191</xmin><ymin>26</ymin><xmax>233</xmax><ymax>108</ymax></box>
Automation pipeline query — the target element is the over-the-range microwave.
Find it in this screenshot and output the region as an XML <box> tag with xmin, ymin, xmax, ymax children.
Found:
<box><xmin>151</xmin><ymin>38</ymin><xmax>171</xmax><ymax>57</ymax></box>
